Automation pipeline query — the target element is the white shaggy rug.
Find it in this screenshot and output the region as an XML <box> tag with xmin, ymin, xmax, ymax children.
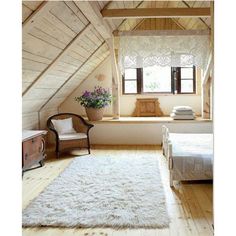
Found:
<box><xmin>22</xmin><ymin>154</ymin><xmax>170</xmax><ymax>228</ymax></box>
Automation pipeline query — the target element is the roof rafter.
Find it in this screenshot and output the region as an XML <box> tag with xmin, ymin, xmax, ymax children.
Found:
<box><xmin>182</xmin><ymin>1</ymin><xmax>211</xmax><ymax>29</ymax></box>
<box><xmin>75</xmin><ymin>1</ymin><xmax>112</xmax><ymax>40</ymax></box>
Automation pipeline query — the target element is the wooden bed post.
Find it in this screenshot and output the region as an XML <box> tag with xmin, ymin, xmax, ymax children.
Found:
<box><xmin>161</xmin><ymin>125</ymin><xmax>166</xmax><ymax>155</ymax></box>
<box><xmin>168</xmin><ymin>142</ymin><xmax>174</xmax><ymax>187</ymax></box>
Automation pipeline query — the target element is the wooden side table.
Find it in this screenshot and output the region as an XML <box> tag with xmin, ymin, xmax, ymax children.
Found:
<box><xmin>22</xmin><ymin>130</ymin><xmax>47</xmax><ymax>175</ymax></box>
<box><xmin>133</xmin><ymin>98</ymin><xmax>164</xmax><ymax>117</ymax></box>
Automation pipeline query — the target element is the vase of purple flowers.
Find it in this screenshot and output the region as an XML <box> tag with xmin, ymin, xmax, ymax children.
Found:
<box><xmin>75</xmin><ymin>86</ymin><xmax>112</xmax><ymax>121</ymax></box>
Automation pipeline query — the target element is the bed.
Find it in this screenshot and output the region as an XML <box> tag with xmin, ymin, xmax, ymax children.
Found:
<box><xmin>162</xmin><ymin>126</ymin><xmax>213</xmax><ymax>187</ymax></box>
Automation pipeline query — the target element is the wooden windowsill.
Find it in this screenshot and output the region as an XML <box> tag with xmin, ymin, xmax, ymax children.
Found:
<box><xmin>84</xmin><ymin>116</ymin><xmax>212</xmax><ymax>124</ymax></box>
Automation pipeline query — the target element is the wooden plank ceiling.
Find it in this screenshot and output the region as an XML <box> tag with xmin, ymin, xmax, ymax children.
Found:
<box><xmin>22</xmin><ymin>0</ymin><xmax>211</xmax><ymax>129</ymax></box>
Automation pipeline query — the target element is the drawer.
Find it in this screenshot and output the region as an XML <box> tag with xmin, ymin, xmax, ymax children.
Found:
<box><xmin>23</xmin><ymin>136</ymin><xmax>42</xmax><ymax>157</ymax></box>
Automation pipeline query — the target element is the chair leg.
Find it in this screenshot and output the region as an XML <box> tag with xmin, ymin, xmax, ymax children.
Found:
<box><xmin>56</xmin><ymin>151</ymin><xmax>60</xmax><ymax>159</ymax></box>
<box><xmin>87</xmin><ymin>137</ymin><xmax>91</xmax><ymax>155</ymax></box>
<box><xmin>55</xmin><ymin>142</ymin><xmax>60</xmax><ymax>158</ymax></box>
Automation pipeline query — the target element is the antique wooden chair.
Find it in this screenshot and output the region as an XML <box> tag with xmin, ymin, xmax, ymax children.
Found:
<box><xmin>47</xmin><ymin>113</ymin><xmax>94</xmax><ymax>158</ymax></box>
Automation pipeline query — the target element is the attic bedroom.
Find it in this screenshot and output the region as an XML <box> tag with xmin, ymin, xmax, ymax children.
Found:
<box><xmin>21</xmin><ymin>1</ymin><xmax>215</xmax><ymax>235</ymax></box>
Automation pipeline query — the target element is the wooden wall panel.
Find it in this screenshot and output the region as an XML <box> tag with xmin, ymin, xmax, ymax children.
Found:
<box><xmin>22</xmin><ymin>4</ymin><xmax>33</xmax><ymax>23</ymax></box>
<box><xmin>22</xmin><ymin>112</ymin><xmax>39</xmax><ymax>130</ymax></box>
<box><xmin>39</xmin><ymin>108</ymin><xmax>58</xmax><ymax>129</ymax></box>
<box><xmin>22</xmin><ymin>2</ymin><xmax>99</xmax><ymax>130</ymax></box>
<box><xmin>39</xmin><ymin>108</ymin><xmax>59</xmax><ymax>145</ymax></box>
<box><xmin>22</xmin><ymin>1</ymin><xmax>44</xmax><ymax>23</ymax></box>
<box><xmin>50</xmin><ymin>1</ymin><xmax>88</xmax><ymax>33</ymax></box>
<box><xmin>23</xmin><ymin>1</ymin><xmax>43</xmax><ymax>11</ymax></box>
<box><xmin>23</xmin><ymin>99</ymin><xmax>48</xmax><ymax>113</ymax></box>
<box><xmin>136</xmin><ymin>18</ymin><xmax>183</xmax><ymax>30</ymax></box>
<box><xmin>41</xmin><ymin>45</ymin><xmax>110</xmax><ymax>111</ymax></box>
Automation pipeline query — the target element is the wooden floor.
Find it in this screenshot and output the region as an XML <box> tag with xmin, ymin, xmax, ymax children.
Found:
<box><xmin>22</xmin><ymin>145</ymin><xmax>213</xmax><ymax>236</ymax></box>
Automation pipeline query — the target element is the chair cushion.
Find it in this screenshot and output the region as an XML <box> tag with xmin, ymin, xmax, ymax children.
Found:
<box><xmin>51</xmin><ymin>118</ymin><xmax>76</xmax><ymax>135</ymax></box>
<box><xmin>59</xmin><ymin>133</ymin><xmax>87</xmax><ymax>141</ymax></box>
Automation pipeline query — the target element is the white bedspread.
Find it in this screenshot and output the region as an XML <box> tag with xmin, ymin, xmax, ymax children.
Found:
<box><xmin>169</xmin><ymin>133</ymin><xmax>213</xmax><ymax>181</ymax></box>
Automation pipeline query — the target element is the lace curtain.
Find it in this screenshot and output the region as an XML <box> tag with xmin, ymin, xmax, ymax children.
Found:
<box><xmin>118</xmin><ymin>34</ymin><xmax>210</xmax><ymax>73</ymax></box>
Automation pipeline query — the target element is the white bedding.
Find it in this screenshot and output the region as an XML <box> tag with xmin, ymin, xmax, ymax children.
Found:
<box><xmin>170</xmin><ymin>133</ymin><xmax>213</xmax><ymax>158</ymax></box>
<box><xmin>168</xmin><ymin>133</ymin><xmax>213</xmax><ymax>181</ymax></box>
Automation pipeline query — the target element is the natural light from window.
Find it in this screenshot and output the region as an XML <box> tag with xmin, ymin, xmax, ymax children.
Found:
<box><xmin>123</xmin><ymin>65</ymin><xmax>195</xmax><ymax>94</ymax></box>
<box><xmin>143</xmin><ymin>66</ymin><xmax>172</xmax><ymax>93</ymax></box>
<box><xmin>124</xmin><ymin>69</ymin><xmax>137</xmax><ymax>93</ymax></box>
<box><xmin>180</xmin><ymin>67</ymin><xmax>194</xmax><ymax>93</ymax></box>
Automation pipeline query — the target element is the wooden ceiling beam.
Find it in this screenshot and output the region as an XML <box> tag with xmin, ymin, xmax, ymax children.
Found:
<box><xmin>75</xmin><ymin>1</ymin><xmax>112</xmax><ymax>40</ymax></box>
<box><xmin>101</xmin><ymin>8</ymin><xmax>211</xmax><ymax>19</ymax></box>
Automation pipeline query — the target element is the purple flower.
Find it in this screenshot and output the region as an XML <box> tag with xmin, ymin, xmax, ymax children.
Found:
<box><xmin>75</xmin><ymin>86</ymin><xmax>112</xmax><ymax>109</ymax></box>
<box><xmin>83</xmin><ymin>91</ymin><xmax>91</xmax><ymax>97</ymax></box>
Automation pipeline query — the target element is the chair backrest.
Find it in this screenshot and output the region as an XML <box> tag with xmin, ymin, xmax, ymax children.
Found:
<box><xmin>47</xmin><ymin>113</ymin><xmax>87</xmax><ymax>133</ymax></box>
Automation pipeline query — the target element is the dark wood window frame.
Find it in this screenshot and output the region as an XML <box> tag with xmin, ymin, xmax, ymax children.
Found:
<box><xmin>174</xmin><ymin>66</ymin><xmax>196</xmax><ymax>94</ymax></box>
<box><xmin>122</xmin><ymin>66</ymin><xmax>196</xmax><ymax>95</ymax></box>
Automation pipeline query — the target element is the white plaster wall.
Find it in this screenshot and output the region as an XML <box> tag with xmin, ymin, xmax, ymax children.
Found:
<box><xmin>89</xmin><ymin>122</ymin><xmax>213</xmax><ymax>145</ymax></box>
<box><xmin>60</xmin><ymin>57</ymin><xmax>202</xmax><ymax>116</ymax></box>
<box><xmin>120</xmin><ymin>94</ymin><xmax>201</xmax><ymax>116</ymax></box>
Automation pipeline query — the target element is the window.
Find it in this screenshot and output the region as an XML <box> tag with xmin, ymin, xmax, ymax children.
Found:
<box><xmin>143</xmin><ymin>66</ymin><xmax>172</xmax><ymax>93</ymax></box>
<box><xmin>123</xmin><ymin>69</ymin><xmax>138</xmax><ymax>94</ymax></box>
<box><xmin>122</xmin><ymin>66</ymin><xmax>196</xmax><ymax>94</ymax></box>
<box><xmin>173</xmin><ymin>66</ymin><xmax>196</xmax><ymax>94</ymax></box>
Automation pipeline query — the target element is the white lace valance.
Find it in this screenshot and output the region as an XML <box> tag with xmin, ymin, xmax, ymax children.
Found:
<box><xmin>118</xmin><ymin>34</ymin><xmax>210</xmax><ymax>73</ymax></box>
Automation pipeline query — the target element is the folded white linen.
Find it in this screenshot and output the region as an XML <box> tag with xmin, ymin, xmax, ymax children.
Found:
<box><xmin>173</xmin><ymin>106</ymin><xmax>193</xmax><ymax>111</ymax></box>
<box><xmin>170</xmin><ymin>113</ymin><xmax>195</xmax><ymax>120</ymax></box>
<box><xmin>172</xmin><ymin>110</ymin><xmax>195</xmax><ymax>115</ymax></box>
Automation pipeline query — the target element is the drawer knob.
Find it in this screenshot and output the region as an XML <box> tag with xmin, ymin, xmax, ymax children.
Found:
<box><xmin>25</xmin><ymin>153</ymin><xmax>28</xmax><ymax>160</ymax></box>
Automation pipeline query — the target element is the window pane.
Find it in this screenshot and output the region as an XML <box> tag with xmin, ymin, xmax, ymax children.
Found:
<box><xmin>181</xmin><ymin>67</ymin><xmax>193</xmax><ymax>78</ymax></box>
<box><xmin>124</xmin><ymin>80</ymin><xmax>137</xmax><ymax>93</ymax></box>
<box><xmin>143</xmin><ymin>66</ymin><xmax>171</xmax><ymax>92</ymax></box>
<box><xmin>181</xmin><ymin>80</ymin><xmax>194</xmax><ymax>93</ymax></box>
<box><xmin>124</xmin><ymin>69</ymin><xmax>137</xmax><ymax>80</ymax></box>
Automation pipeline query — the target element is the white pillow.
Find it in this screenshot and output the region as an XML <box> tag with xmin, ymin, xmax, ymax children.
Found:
<box><xmin>51</xmin><ymin>118</ymin><xmax>76</xmax><ymax>135</ymax></box>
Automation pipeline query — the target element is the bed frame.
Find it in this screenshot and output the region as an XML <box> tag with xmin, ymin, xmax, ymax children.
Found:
<box><xmin>162</xmin><ymin>126</ymin><xmax>213</xmax><ymax>187</ymax></box>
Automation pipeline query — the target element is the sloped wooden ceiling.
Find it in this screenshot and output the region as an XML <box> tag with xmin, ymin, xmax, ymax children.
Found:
<box><xmin>22</xmin><ymin>1</ymin><xmax>110</xmax><ymax>129</ymax></box>
<box><xmin>22</xmin><ymin>0</ymin><xmax>211</xmax><ymax>129</ymax></box>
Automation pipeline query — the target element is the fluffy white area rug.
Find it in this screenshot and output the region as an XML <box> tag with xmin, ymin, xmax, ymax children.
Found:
<box><xmin>22</xmin><ymin>154</ymin><xmax>170</xmax><ymax>228</ymax></box>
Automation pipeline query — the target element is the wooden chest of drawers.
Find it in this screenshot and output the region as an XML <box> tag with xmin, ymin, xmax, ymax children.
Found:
<box><xmin>22</xmin><ymin>130</ymin><xmax>47</xmax><ymax>174</ymax></box>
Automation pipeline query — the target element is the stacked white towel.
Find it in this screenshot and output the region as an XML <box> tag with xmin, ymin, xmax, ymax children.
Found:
<box><xmin>170</xmin><ymin>106</ymin><xmax>195</xmax><ymax>120</ymax></box>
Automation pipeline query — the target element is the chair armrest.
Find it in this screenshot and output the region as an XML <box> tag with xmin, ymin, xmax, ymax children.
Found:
<box><xmin>46</xmin><ymin>120</ymin><xmax>59</xmax><ymax>140</ymax></box>
<box><xmin>76</xmin><ymin>116</ymin><xmax>94</xmax><ymax>134</ymax></box>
